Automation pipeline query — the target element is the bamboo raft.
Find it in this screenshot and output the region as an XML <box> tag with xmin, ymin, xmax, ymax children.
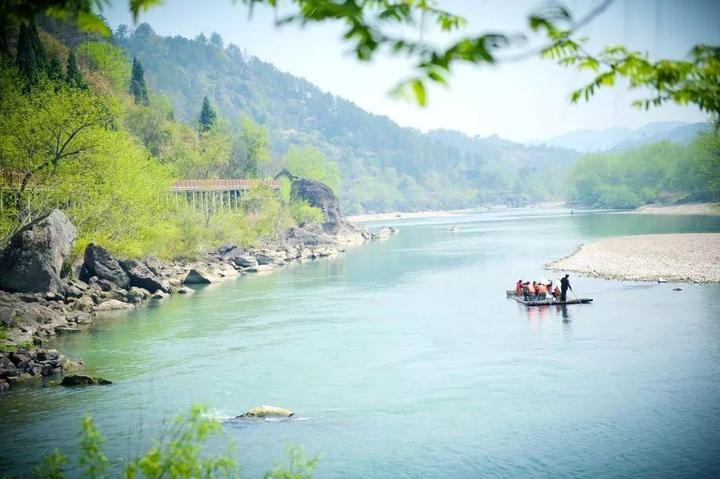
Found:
<box><xmin>505</xmin><ymin>290</ymin><xmax>593</xmax><ymax>306</ymax></box>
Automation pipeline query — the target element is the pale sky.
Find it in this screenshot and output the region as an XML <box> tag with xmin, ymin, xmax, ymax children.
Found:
<box><xmin>103</xmin><ymin>0</ymin><xmax>720</xmax><ymax>142</ymax></box>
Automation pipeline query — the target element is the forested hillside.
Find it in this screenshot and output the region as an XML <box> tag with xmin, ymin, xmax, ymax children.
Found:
<box><xmin>1</xmin><ymin>19</ymin><xmax>323</xmax><ymax>258</ymax></box>
<box><xmin>565</xmin><ymin>131</ymin><xmax>720</xmax><ymax>209</ymax></box>
<box><xmin>112</xmin><ymin>23</ymin><xmax>577</xmax><ymax>213</ymax></box>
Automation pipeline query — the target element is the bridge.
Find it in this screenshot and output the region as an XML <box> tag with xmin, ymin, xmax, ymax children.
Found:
<box><xmin>0</xmin><ymin>174</ymin><xmax>280</xmax><ymax>213</ymax></box>
<box><xmin>171</xmin><ymin>179</ymin><xmax>280</xmax><ymax>212</ymax></box>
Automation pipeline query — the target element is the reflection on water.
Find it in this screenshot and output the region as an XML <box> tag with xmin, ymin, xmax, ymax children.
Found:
<box><xmin>1</xmin><ymin>210</ymin><xmax>720</xmax><ymax>478</ymax></box>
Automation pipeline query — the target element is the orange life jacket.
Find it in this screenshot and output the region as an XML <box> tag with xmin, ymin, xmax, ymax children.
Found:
<box><xmin>515</xmin><ymin>283</ymin><xmax>522</xmax><ymax>294</ymax></box>
<box><xmin>537</xmin><ymin>284</ymin><xmax>548</xmax><ymax>294</ymax></box>
<box><xmin>528</xmin><ymin>284</ymin><xmax>536</xmax><ymax>293</ymax></box>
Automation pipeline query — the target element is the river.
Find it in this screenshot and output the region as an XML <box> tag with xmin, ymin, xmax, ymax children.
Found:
<box><xmin>2</xmin><ymin>209</ymin><xmax>720</xmax><ymax>478</ymax></box>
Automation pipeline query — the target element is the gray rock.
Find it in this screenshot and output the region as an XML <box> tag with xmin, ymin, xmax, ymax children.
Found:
<box><xmin>246</xmin><ymin>265</ymin><xmax>274</xmax><ymax>273</ymax></box>
<box><xmin>127</xmin><ymin>286</ymin><xmax>150</xmax><ymax>303</ymax></box>
<box><xmin>0</xmin><ymin>210</ymin><xmax>77</xmax><ymax>294</ymax></box>
<box><xmin>82</xmin><ymin>243</ymin><xmax>129</xmax><ymax>289</ymax></box>
<box><xmin>255</xmin><ymin>253</ymin><xmax>275</xmax><ymax>266</ymax></box>
<box><xmin>233</xmin><ymin>255</ymin><xmax>258</xmax><ymax>268</ymax></box>
<box><xmin>177</xmin><ymin>286</ymin><xmax>195</xmax><ymax>294</ymax></box>
<box><xmin>183</xmin><ymin>268</ymin><xmax>217</xmax><ymax>284</ymax></box>
<box><xmin>143</xmin><ymin>256</ymin><xmax>163</xmax><ymax>275</ymax></box>
<box><xmin>63</xmin><ymin>283</ymin><xmax>84</xmax><ymax>299</ymax></box>
<box><xmin>376</xmin><ymin>226</ymin><xmax>398</xmax><ymax>239</ymax></box>
<box><xmin>120</xmin><ymin>259</ymin><xmax>170</xmax><ymax>293</ymax></box>
<box><xmin>151</xmin><ymin>290</ymin><xmax>169</xmax><ymax>299</ymax></box>
<box><xmin>73</xmin><ymin>295</ymin><xmax>95</xmax><ymax>312</ymax></box>
<box><xmin>94</xmin><ymin>299</ymin><xmax>134</xmax><ymax>311</ymax></box>
<box><xmin>60</xmin><ymin>375</ymin><xmax>112</xmax><ymax>386</ymax></box>
<box><xmin>275</xmin><ymin>170</ymin><xmax>342</xmax><ymax>233</ymax></box>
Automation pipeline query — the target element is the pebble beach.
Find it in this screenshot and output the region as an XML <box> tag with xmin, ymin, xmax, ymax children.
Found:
<box><xmin>546</xmin><ymin>233</ymin><xmax>720</xmax><ymax>283</ymax></box>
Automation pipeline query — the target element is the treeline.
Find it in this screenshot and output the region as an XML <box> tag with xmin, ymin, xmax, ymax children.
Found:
<box><xmin>565</xmin><ymin>129</ymin><xmax>720</xmax><ymax>208</ymax></box>
<box><xmin>0</xmin><ymin>19</ymin><xmax>324</xmax><ymax>259</ymax></box>
<box><xmin>113</xmin><ymin>23</ymin><xmax>577</xmax><ymax>212</ymax></box>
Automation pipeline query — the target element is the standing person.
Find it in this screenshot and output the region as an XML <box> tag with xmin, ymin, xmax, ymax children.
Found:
<box><xmin>522</xmin><ymin>282</ymin><xmax>530</xmax><ymax>301</ymax></box>
<box><xmin>560</xmin><ymin>274</ymin><xmax>571</xmax><ymax>302</ymax></box>
<box><xmin>530</xmin><ymin>281</ymin><xmax>537</xmax><ymax>300</ymax></box>
<box><xmin>515</xmin><ymin>280</ymin><xmax>523</xmax><ymax>295</ymax></box>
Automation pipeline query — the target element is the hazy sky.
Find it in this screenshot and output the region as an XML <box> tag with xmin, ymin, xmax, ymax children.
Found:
<box><xmin>103</xmin><ymin>0</ymin><xmax>720</xmax><ymax>142</ymax></box>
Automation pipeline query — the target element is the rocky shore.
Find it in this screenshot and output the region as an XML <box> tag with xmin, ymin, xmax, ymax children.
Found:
<box><xmin>1</xmin><ymin>175</ymin><xmax>396</xmax><ymax>392</ymax></box>
<box><xmin>545</xmin><ymin>233</ymin><xmax>720</xmax><ymax>283</ymax></box>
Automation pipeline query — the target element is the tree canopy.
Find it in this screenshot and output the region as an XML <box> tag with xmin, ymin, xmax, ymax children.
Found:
<box><xmin>2</xmin><ymin>0</ymin><xmax>717</xmax><ymax>113</ymax></box>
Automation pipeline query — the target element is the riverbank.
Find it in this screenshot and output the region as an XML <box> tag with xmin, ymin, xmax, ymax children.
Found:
<box><xmin>634</xmin><ymin>202</ymin><xmax>719</xmax><ymax>215</ymax></box>
<box><xmin>0</xmin><ymin>215</ymin><xmax>383</xmax><ymax>392</ymax></box>
<box><xmin>546</xmin><ymin>233</ymin><xmax>720</xmax><ymax>283</ymax></box>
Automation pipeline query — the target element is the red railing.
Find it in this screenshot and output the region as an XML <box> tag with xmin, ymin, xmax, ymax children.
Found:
<box><xmin>171</xmin><ymin>179</ymin><xmax>279</xmax><ymax>192</ymax></box>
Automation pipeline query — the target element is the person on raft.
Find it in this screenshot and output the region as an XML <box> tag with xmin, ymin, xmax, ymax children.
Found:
<box><xmin>560</xmin><ymin>274</ymin><xmax>572</xmax><ymax>301</ymax></box>
<box><xmin>536</xmin><ymin>282</ymin><xmax>548</xmax><ymax>300</ymax></box>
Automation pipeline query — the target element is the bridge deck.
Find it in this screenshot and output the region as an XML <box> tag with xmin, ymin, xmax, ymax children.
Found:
<box><xmin>171</xmin><ymin>179</ymin><xmax>279</xmax><ymax>192</ymax></box>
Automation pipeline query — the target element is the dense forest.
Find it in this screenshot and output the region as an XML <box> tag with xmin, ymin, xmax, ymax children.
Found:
<box><xmin>110</xmin><ymin>23</ymin><xmax>578</xmax><ymax>212</ymax></box>
<box><xmin>0</xmin><ymin>19</ymin><xmax>323</xmax><ymax>258</ymax></box>
<box><xmin>565</xmin><ymin>130</ymin><xmax>720</xmax><ymax>209</ymax></box>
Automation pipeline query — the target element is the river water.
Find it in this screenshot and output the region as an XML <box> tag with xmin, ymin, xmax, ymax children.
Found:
<box><xmin>2</xmin><ymin>210</ymin><xmax>720</xmax><ymax>478</ymax></box>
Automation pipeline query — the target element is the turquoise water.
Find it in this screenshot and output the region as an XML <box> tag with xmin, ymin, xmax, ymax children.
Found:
<box><xmin>2</xmin><ymin>210</ymin><xmax>720</xmax><ymax>478</ymax></box>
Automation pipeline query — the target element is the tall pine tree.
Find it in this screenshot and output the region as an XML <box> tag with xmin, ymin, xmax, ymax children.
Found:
<box><xmin>16</xmin><ymin>23</ymin><xmax>38</xmax><ymax>83</ymax></box>
<box><xmin>129</xmin><ymin>57</ymin><xmax>149</xmax><ymax>105</ymax></box>
<box><xmin>0</xmin><ymin>21</ymin><xmax>10</xmax><ymax>59</ymax></box>
<box><xmin>28</xmin><ymin>20</ymin><xmax>48</xmax><ymax>73</ymax></box>
<box><xmin>65</xmin><ymin>50</ymin><xmax>86</xmax><ymax>89</ymax></box>
<box><xmin>198</xmin><ymin>96</ymin><xmax>216</xmax><ymax>132</ymax></box>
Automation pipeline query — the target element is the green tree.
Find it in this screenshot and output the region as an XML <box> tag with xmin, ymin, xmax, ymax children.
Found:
<box><xmin>47</xmin><ymin>55</ymin><xmax>64</xmax><ymax>82</ymax></box>
<box><xmin>227</xmin><ymin>116</ymin><xmax>270</xmax><ymax>178</ymax></box>
<box><xmin>29</xmin><ymin>20</ymin><xmax>48</xmax><ymax>73</ymax></box>
<box><xmin>198</xmin><ymin>96</ymin><xmax>216</xmax><ymax>132</ymax></box>
<box><xmin>65</xmin><ymin>50</ymin><xmax>86</xmax><ymax>89</ymax></box>
<box><xmin>129</xmin><ymin>56</ymin><xmax>149</xmax><ymax>105</ymax></box>
<box><xmin>16</xmin><ymin>23</ymin><xmax>38</xmax><ymax>83</ymax></box>
<box><xmin>281</xmin><ymin>146</ymin><xmax>341</xmax><ymax>193</ymax></box>
<box><xmin>0</xmin><ymin>66</ymin><xmax>112</xmax><ymax>228</ymax></box>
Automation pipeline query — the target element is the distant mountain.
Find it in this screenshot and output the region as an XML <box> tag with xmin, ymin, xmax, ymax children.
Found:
<box><xmin>532</xmin><ymin>122</ymin><xmax>706</xmax><ymax>153</ymax></box>
<box><xmin>612</xmin><ymin>122</ymin><xmax>709</xmax><ymax>151</ymax></box>
<box><xmin>112</xmin><ymin>24</ymin><xmax>578</xmax><ymax>212</ymax></box>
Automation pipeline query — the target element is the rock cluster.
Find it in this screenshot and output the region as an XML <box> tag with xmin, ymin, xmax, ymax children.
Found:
<box><xmin>0</xmin><ymin>176</ymin><xmax>395</xmax><ymax>393</ymax></box>
<box><xmin>0</xmin><ymin>347</ymin><xmax>81</xmax><ymax>392</ymax></box>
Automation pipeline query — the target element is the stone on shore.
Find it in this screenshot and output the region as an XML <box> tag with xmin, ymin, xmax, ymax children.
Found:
<box><xmin>245</xmin><ymin>265</ymin><xmax>274</xmax><ymax>273</ymax></box>
<box><xmin>0</xmin><ymin>210</ymin><xmax>77</xmax><ymax>294</ymax></box>
<box><xmin>95</xmin><ymin>299</ymin><xmax>135</xmax><ymax>311</ymax></box>
<box><xmin>183</xmin><ymin>268</ymin><xmax>218</xmax><ymax>284</ymax></box>
<box><xmin>238</xmin><ymin>405</ymin><xmax>294</xmax><ymax>418</ymax></box>
<box><xmin>120</xmin><ymin>259</ymin><xmax>170</xmax><ymax>293</ymax></box>
<box><xmin>60</xmin><ymin>374</ymin><xmax>112</xmax><ymax>386</ymax></box>
<box><xmin>233</xmin><ymin>255</ymin><xmax>258</xmax><ymax>268</ymax></box>
<box><xmin>177</xmin><ymin>286</ymin><xmax>195</xmax><ymax>294</ymax></box>
<box><xmin>82</xmin><ymin>243</ymin><xmax>130</xmax><ymax>289</ymax></box>
<box><xmin>376</xmin><ymin>226</ymin><xmax>398</xmax><ymax>239</ymax></box>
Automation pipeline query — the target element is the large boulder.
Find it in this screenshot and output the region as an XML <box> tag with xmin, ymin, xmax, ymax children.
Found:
<box><xmin>236</xmin><ymin>405</ymin><xmax>294</xmax><ymax>419</ymax></box>
<box><xmin>0</xmin><ymin>210</ymin><xmax>77</xmax><ymax>294</ymax></box>
<box><xmin>275</xmin><ymin>170</ymin><xmax>342</xmax><ymax>233</ymax></box>
<box><xmin>81</xmin><ymin>243</ymin><xmax>129</xmax><ymax>289</ymax></box>
<box><xmin>60</xmin><ymin>375</ymin><xmax>112</xmax><ymax>386</ymax></box>
<box><xmin>119</xmin><ymin>259</ymin><xmax>170</xmax><ymax>293</ymax></box>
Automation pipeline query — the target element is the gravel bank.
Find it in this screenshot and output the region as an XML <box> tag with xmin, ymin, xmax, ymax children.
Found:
<box><xmin>545</xmin><ymin>233</ymin><xmax>720</xmax><ymax>283</ymax></box>
<box><xmin>634</xmin><ymin>203</ymin><xmax>719</xmax><ymax>215</ymax></box>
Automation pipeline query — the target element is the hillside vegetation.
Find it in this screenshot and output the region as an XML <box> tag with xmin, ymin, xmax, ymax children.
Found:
<box><xmin>0</xmin><ymin>20</ymin><xmax>322</xmax><ymax>258</ymax></box>
<box><xmin>111</xmin><ymin>23</ymin><xmax>577</xmax><ymax>212</ymax></box>
<box><xmin>565</xmin><ymin>131</ymin><xmax>720</xmax><ymax>208</ymax></box>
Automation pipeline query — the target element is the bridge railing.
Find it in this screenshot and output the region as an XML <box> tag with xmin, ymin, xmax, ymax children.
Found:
<box><xmin>171</xmin><ymin>179</ymin><xmax>279</xmax><ymax>192</ymax></box>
